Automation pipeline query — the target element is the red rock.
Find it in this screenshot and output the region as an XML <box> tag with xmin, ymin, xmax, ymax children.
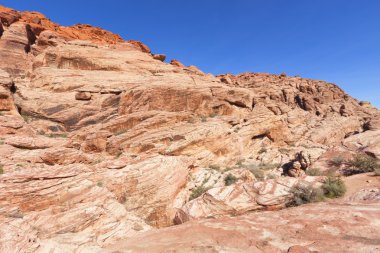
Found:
<box><xmin>75</xmin><ymin>91</ymin><xmax>92</xmax><ymax>101</ymax></box>
<box><xmin>0</xmin><ymin>4</ymin><xmax>379</xmax><ymax>252</ymax></box>
<box><xmin>127</xmin><ymin>40</ymin><xmax>151</xmax><ymax>53</ymax></box>
<box><xmin>152</xmin><ymin>54</ymin><xmax>166</xmax><ymax>61</ymax></box>
<box><xmin>288</xmin><ymin>245</ymin><xmax>313</xmax><ymax>253</ymax></box>
<box><xmin>170</xmin><ymin>59</ymin><xmax>185</xmax><ymax>68</ymax></box>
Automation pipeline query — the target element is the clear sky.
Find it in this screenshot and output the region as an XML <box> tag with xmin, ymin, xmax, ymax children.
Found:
<box><xmin>2</xmin><ymin>0</ymin><xmax>379</xmax><ymax>107</ymax></box>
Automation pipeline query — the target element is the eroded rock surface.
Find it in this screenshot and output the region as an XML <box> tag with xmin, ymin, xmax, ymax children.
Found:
<box><xmin>0</xmin><ymin>5</ymin><xmax>379</xmax><ymax>253</ymax></box>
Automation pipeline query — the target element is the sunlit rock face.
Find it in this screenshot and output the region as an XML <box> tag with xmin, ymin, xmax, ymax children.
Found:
<box><xmin>0</xmin><ymin>5</ymin><xmax>379</xmax><ymax>253</ymax></box>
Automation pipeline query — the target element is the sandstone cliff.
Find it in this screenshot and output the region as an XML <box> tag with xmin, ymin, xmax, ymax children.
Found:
<box><xmin>0</xmin><ymin>6</ymin><xmax>379</xmax><ymax>253</ymax></box>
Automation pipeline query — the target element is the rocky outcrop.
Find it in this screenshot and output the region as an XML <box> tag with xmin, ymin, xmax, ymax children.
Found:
<box><xmin>105</xmin><ymin>199</ymin><xmax>380</xmax><ymax>253</ymax></box>
<box><xmin>0</xmin><ymin>5</ymin><xmax>379</xmax><ymax>253</ymax></box>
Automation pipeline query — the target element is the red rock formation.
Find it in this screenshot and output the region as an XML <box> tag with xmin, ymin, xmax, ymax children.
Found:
<box><xmin>0</xmin><ymin>4</ymin><xmax>379</xmax><ymax>253</ymax></box>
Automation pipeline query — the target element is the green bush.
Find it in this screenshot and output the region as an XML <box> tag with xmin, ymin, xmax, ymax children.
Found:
<box><xmin>249</xmin><ymin>168</ymin><xmax>265</xmax><ymax>180</ymax></box>
<box><xmin>115</xmin><ymin>129</ymin><xmax>128</xmax><ymax>136</ymax></box>
<box><xmin>190</xmin><ymin>185</ymin><xmax>210</xmax><ymax>200</ymax></box>
<box><xmin>288</xmin><ymin>184</ymin><xmax>325</xmax><ymax>206</ymax></box>
<box><xmin>209</xmin><ymin>165</ymin><xmax>220</xmax><ymax>171</ymax></box>
<box><xmin>329</xmin><ymin>157</ymin><xmax>344</xmax><ymax>167</ymax></box>
<box><xmin>258</xmin><ymin>148</ymin><xmax>267</xmax><ymax>154</ymax></box>
<box><xmin>257</xmin><ymin>163</ymin><xmax>280</xmax><ymax>170</ymax></box>
<box><xmin>0</xmin><ymin>164</ymin><xmax>3</xmax><ymax>174</ymax></box>
<box><xmin>288</xmin><ymin>176</ymin><xmax>346</xmax><ymax>206</ymax></box>
<box><xmin>224</xmin><ymin>174</ymin><xmax>238</xmax><ymax>186</ymax></box>
<box><xmin>346</xmin><ymin>154</ymin><xmax>379</xmax><ymax>174</ymax></box>
<box><xmin>306</xmin><ymin>168</ymin><xmax>324</xmax><ymax>176</ymax></box>
<box><xmin>236</xmin><ymin>159</ymin><xmax>244</xmax><ymax>167</ymax></box>
<box><xmin>322</xmin><ymin>176</ymin><xmax>346</xmax><ymax>198</ymax></box>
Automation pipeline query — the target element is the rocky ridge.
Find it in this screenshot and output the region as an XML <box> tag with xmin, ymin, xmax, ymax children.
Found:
<box><xmin>0</xmin><ymin>5</ymin><xmax>379</xmax><ymax>253</ymax></box>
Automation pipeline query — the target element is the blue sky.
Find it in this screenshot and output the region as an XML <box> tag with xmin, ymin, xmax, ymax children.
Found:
<box><xmin>1</xmin><ymin>0</ymin><xmax>379</xmax><ymax>107</ymax></box>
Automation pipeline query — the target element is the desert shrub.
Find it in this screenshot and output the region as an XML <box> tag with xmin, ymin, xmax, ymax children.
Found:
<box><xmin>115</xmin><ymin>151</ymin><xmax>123</xmax><ymax>158</ymax></box>
<box><xmin>279</xmin><ymin>148</ymin><xmax>291</xmax><ymax>154</ymax></box>
<box><xmin>187</xmin><ymin>118</ymin><xmax>196</xmax><ymax>124</ymax></box>
<box><xmin>97</xmin><ymin>181</ymin><xmax>103</xmax><ymax>187</ymax></box>
<box><xmin>190</xmin><ymin>185</ymin><xmax>210</xmax><ymax>201</ymax></box>
<box><xmin>9</xmin><ymin>211</ymin><xmax>23</xmax><ymax>219</ymax></box>
<box><xmin>244</xmin><ymin>163</ymin><xmax>279</xmax><ymax>180</ymax></box>
<box><xmin>266</xmin><ymin>173</ymin><xmax>277</xmax><ymax>180</ymax></box>
<box><xmin>288</xmin><ymin>184</ymin><xmax>325</xmax><ymax>206</ymax></box>
<box><xmin>288</xmin><ymin>176</ymin><xmax>346</xmax><ymax>207</ymax></box>
<box><xmin>200</xmin><ymin>116</ymin><xmax>207</xmax><ymax>122</ymax></box>
<box><xmin>322</xmin><ymin>176</ymin><xmax>346</xmax><ymax>198</ymax></box>
<box><xmin>115</xmin><ymin>129</ymin><xmax>128</xmax><ymax>136</ymax></box>
<box><xmin>224</xmin><ymin>174</ymin><xmax>238</xmax><ymax>186</ymax></box>
<box><xmin>202</xmin><ymin>175</ymin><xmax>210</xmax><ymax>184</ymax></box>
<box><xmin>37</xmin><ymin>130</ymin><xmax>45</xmax><ymax>135</ymax></box>
<box><xmin>249</xmin><ymin>168</ymin><xmax>265</xmax><ymax>180</ymax></box>
<box><xmin>345</xmin><ymin>154</ymin><xmax>379</xmax><ymax>174</ymax></box>
<box><xmin>329</xmin><ymin>157</ymin><xmax>344</xmax><ymax>167</ymax></box>
<box><xmin>0</xmin><ymin>164</ymin><xmax>3</xmax><ymax>174</ymax></box>
<box><xmin>236</xmin><ymin>159</ymin><xmax>244</xmax><ymax>167</ymax></box>
<box><xmin>48</xmin><ymin>133</ymin><xmax>67</xmax><ymax>138</ymax></box>
<box><xmin>305</xmin><ymin>168</ymin><xmax>324</xmax><ymax>176</ymax></box>
<box><xmin>209</xmin><ymin>165</ymin><xmax>220</xmax><ymax>171</ymax></box>
<box><xmin>258</xmin><ymin>148</ymin><xmax>267</xmax><ymax>154</ymax></box>
<box><xmin>223</xmin><ymin>167</ymin><xmax>233</xmax><ymax>172</ymax></box>
<box><xmin>257</xmin><ymin>163</ymin><xmax>280</xmax><ymax>170</ymax></box>
<box><xmin>21</xmin><ymin>115</ymin><xmax>31</xmax><ymax>123</ymax></box>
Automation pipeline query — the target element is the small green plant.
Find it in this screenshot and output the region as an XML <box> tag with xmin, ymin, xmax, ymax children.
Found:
<box><xmin>21</xmin><ymin>115</ymin><xmax>31</xmax><ymax>123</ymax></box>
<box><xmin>114</xmin><ymin>150</ymin><xmax>123</xmax><ymax>158</ymax></box>
<box><xmin>209</xmin><ymin>164</ymin><xmax>220</xmax><ymax>171</ymax></box>
<box><xmin>223</xmin><ymin>167</ymin><xmax>233</xmax><ymax>172</ymax></box>
<box><xmin>187</xmin><ymin>118</ymin><xmax>196</xmax><ymax>124</ymax></box>
<box><xmin>224</xmin><ymin>173</ymin><xmax>238</xmax><ymax>186</ymax></box>
<box><xmin>37</xmin><ymin>130</ymin><xmax>46</xmax><ymax>135</ymax></box>
<box><xmin>266</xmin><ymin>173</ymin><xmax>277</xmax><ymax>180</ymax></box>
<box><xmin>0</xmin><ymin>139</ymin><xmax>4</xmax><ymax>145</ymax></box>
<box><xmin>0</xmin><ymin>164</ymin><xmax>4</xmax><ymax>174</ymax></box>
<box><xmin>190</xmin><ymin>185</ymin><xmax>210</xmax><ymax>201</ymax></box>
<box><xmin>329</xmin><ymin>157</ymin><xmax>344</xmax><ymax>167</ymax></box>
<box><xmin>97</xmin><ymin>181</ymin><xmax>103</xmax><ymax>187</ymax></box>
<box><xmin>306</xmin><ymin>168</ymin><xmax>324</xmax><ymax>176</ymax></box>
<box><xmin>92</xmin><ymin>159</ymin><xmax>103</xmax><ymax>165</ymax></box>
<box><xmin>322</xmin><ymin>176</ymin><xmax>346</xmax><ymax>198</ymax></box>
<box><xmin>9</xmin><ymin>211</ymin><xmax>24</xmax><ymax>219</ymax></box>
<box><xmin>279</xmin><ymin>148</ymin><xmax>291</xmax><ymax>154</ymax></box>
<box><xmin>236</xmin><ymin>159</ymin><xmax>244</xmax><ymax>167</ymax></box>
<box><xmin>202</xmin><ymin>175</ymin><xmax>210</xmax><ymax>185</ymax></box>
<box><xmin>249</xmin><ymin>168</ymin><xmax>265</xmax><ymax>180</ymax></box>
<box><xmin>257</xmin><ymin>163</ymin><xmax>280</xmax><ymax>170</ymax></box>
<box><xmin>115</xmin><ymin>129</ymin><xmax>128</xmax><ymax>136</ymax></box>
<box><xmin>48</xmin><ymin>133</ymin><xmax>67</xmax><ymax>138</ymax></box>
<box><xmin>258</xmin><ymin>147</ymin><xmax>267</xmax><ymax>154</ymax></box>
<box><xmin>345</xmin><ymin>154</ymin><xmax>379</xmax><ymax>175</ymax></box>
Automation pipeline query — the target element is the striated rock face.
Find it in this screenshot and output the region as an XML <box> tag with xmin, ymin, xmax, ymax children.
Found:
<box><xmin>0</xmin><ymin>5</ymin><xmax>379</xmax><ymax>253</ymax></box>
<box><xmin>106</xmin><ymin>198</ymin><xmax>380</xmax><ymax>253</ymax></box>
